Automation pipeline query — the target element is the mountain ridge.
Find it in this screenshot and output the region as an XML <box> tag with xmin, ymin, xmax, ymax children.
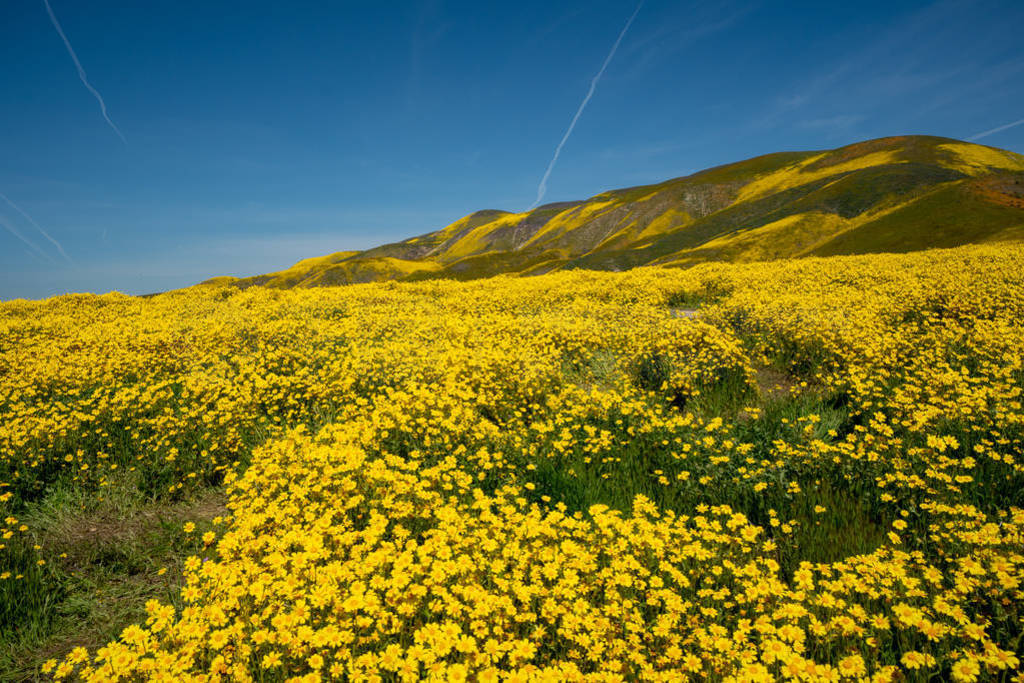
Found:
<box><xmin>203</xmin><ymin>135</ymin><xmax>1024</xmax><ymax>289</ymax></box>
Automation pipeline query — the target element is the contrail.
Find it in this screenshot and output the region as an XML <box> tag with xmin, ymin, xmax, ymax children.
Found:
<box><xmin>529</xmin><ymin>1</ymin><xmax>643</xmax><ymax>210</ymax></box>
<box><xmin>0</xmin><ymin>193</ymin><xmax>74</xmax><ymax>264</ymax></box>
<box><xmin>42</xmin><ymin>0</ymin><xmax>127</xmax><ymax>144</ymax></box>
<box><xmin>968</xmin><ymin>118</ymin><xmax>1024</xmax><ymax>142</ymax></box>
<box><xmin>0</xmin><ymin>213</ymin><xmax>55</xmax><ymax>264</ymax></box>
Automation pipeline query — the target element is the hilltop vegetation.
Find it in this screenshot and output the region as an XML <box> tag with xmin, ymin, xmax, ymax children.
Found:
<box><xmin>3</xmin><ymin>242</ymin><xmax>1024</xmax><ymax>679</ymax></box>
<box><xmin>209</xmin><ymin>136</ymin><xmax>1024</xmax><ymax>288</ymax></box>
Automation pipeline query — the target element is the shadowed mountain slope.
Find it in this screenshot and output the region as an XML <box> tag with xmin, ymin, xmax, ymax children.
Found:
<box><xmin>205</xmin><ymin>136</ymin><xmax>1024</xmax><ymax>288</ymax></box>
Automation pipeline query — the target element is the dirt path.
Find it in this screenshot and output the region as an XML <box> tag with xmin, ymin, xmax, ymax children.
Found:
<box><xmin>669</xmin><ymin>308</ymin><xmax>699</xmax><ymax>319</ymax></box>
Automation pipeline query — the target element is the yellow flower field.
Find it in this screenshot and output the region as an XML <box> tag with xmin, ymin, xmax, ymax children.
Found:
<box><xmin>2</xmin><ymin>242</ymin><xmax>1024</xmax><ymax>681</ymax></box>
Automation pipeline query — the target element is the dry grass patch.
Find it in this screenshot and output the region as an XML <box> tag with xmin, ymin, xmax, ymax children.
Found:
<box><xmin>0</xmin><ymin>488</ymin><xmax>225</xmax><ymax>681</ymax></box>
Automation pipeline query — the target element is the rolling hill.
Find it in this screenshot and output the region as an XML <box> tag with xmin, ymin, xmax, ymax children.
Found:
<box><xmin>205</xmin><ymin>135</ymin><xmax>1024</xmax><ymax>288</ymax></box>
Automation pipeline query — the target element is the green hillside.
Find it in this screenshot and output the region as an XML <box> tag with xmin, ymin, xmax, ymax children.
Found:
<box><xmin>205</xmin><ymin>136</ymin><xmax>1024</xmax><ymax>288</ymax></box>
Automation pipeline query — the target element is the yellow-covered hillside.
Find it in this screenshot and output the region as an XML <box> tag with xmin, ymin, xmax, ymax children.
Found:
<box><xmin>210</xmin><ymin>135</ymin><xmax>1024</xmax><ymax>289</ymax></box>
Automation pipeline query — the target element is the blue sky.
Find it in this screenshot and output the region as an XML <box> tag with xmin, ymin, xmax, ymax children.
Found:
<box><xmin>2</xmin><ymin>0</ymin><xmax>1023</xmax><ymax>299</ymax></box>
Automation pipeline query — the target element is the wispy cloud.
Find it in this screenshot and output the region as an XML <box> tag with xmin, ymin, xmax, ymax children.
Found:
<box><xmin>968</xmin><ymin>118</ymin><xmax>1024</xmax><ymax>142</ymax></box>
<box><xmin>620</xmin><ymin>0</ymin><xmax>753</xmax><ymax>78</ymax></box>
<box><xmin>0</xmin><ymin>213</ymin><xmax>55</xmax><ymax>264</ymax></box>
<box><xmin>42</xmin><ymin>0</ymin><xmax>127</xmax><ymax>144</ymax></box>
<box><xmin>0</xmin><ymin>192</ymin><xmax>74</xmax><ymax>264</ymax></box>
<box><xmin>798</xmin><ymin>114</ymin><xmax>865</xmax><ymax>130</ymax></box>
<box><xmin>749</xmin><ymin>0</ymin><xmax>976</xmax><ymax>133</ymax></box>
<box><xmin>407</xmin><ymin>0</ymin><xmax>449</xmax><ymax>114</ymax></box>
<box><xmin>912</xmin><ymin>57</ymin><xmax>1024</xmax><ymax>121</ymax></box>
<box><xmin>599</xmin><ymin>138</ymin><xmax>690</xmax><ymax>161</ymax></box>
<box><xmin>530</xmin><ymin>1</ymin><xmax>644</xmax><ymax>209</ymax></box>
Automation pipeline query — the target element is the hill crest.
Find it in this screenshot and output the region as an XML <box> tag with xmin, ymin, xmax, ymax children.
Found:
<box><xmin>204</xmin><ymin>135</ymin><xmax>1024</xmax><ymax>288</ymax></box>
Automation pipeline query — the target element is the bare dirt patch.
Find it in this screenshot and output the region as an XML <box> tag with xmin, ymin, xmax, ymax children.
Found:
<box><xmin>669</xmin><ymin>308</ymin><xmax>700</xmax><ymax>319</ymax></box>
<box><xmin>755</xmin><ymin>367</ymin><xmax>798</xmax><ymax>400</ymax></box>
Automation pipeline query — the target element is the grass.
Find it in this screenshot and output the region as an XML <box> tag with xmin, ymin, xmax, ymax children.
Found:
<box><xmin>0</xmin><ymin>475</ymin><xmax>224</xmax><ymax>681</ymax></box>
<box><xmin>523</xmin><ymin>400</ymin><xmax>886</xmax><ymax>576</ymax></box>
<box><xmin>524</xmin><ymin>340</ymin><xmax>889</xmax><ymax>578</ymax></box>
<box><xmin>0</xmin><ymin>540</ymin><xmax>62</xmax><ymax>655</ymax></box>
<box><xmin>559</xmin><ymin>349</ymin><xmax>620</xmax><ymax>393</ymax></box>
<box><xmin>812</xmin><ymin>179</ymin><xmax>1024</xmax><ymax>256</ymax></box>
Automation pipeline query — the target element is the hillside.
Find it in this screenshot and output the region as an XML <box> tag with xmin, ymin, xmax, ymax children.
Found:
<box><xmin>206</xmin><ymin>135</ymin><xmax>1024</xmax><ymax>288</ymax></box>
